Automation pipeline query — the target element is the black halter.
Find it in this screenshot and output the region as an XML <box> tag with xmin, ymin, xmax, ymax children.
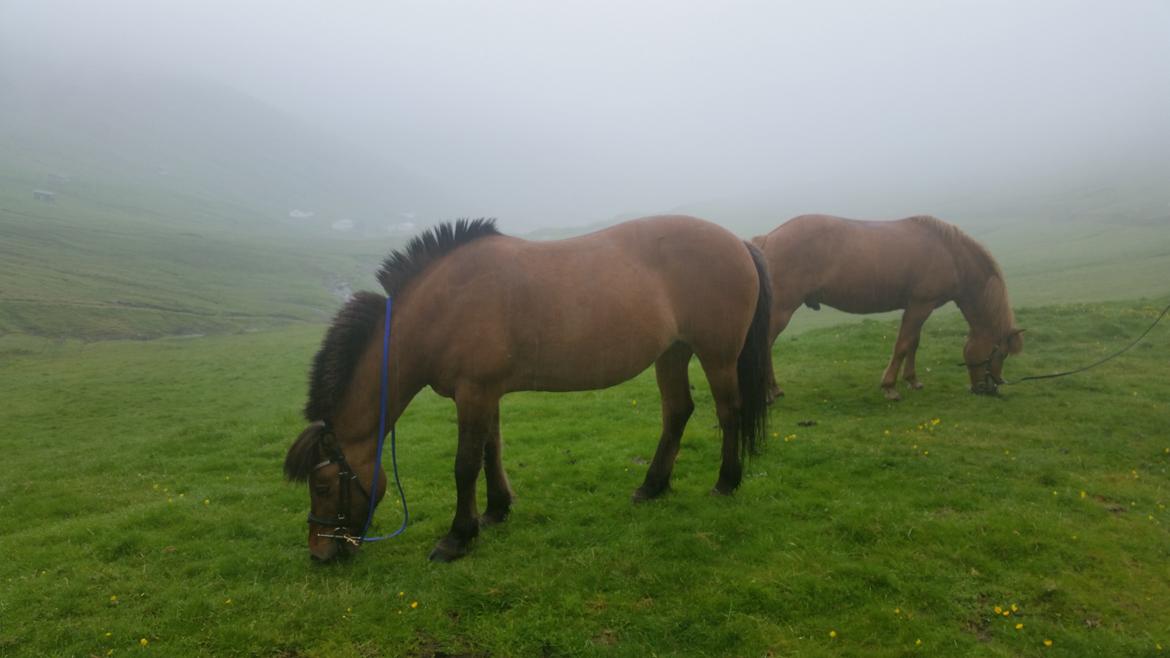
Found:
<box><xmin>306</xmin><ymin>423</ymin><xmax>372</xmax><ymax>545</ymax></box>
<box><xmin>961</xmin><ymin>338</ymin><xmax>1008</xmax><ymax>393</ymax></box>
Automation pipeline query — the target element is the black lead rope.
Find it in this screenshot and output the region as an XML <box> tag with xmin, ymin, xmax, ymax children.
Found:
<box><xmin>1001</xmin><ymin>301</ymin><xmax>1170</xmax><ymax>386</ymax></box>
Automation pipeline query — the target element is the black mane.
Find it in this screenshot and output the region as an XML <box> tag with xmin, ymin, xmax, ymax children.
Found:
<box><xmin>376</xmin><ymin>218</ymin><xmax>500</xmax><ymax>297</ymax></box>
<box><xmin>301</xmin><ymin>219</ymin><xmax>500</xmax><ymax>423</ymax></box>
<box><xmin>303</xmin><ymin>291</ymin><xmax>386</xmax><ymax>422</ymax></box>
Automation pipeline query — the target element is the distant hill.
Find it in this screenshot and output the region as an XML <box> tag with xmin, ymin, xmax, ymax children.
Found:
<box><xmin>0</xmin><ymin>61</ymin><xmax>452</xmax><ymax>239</ymax></box>
<box><xmin>668</xmin><ymin>161</ymin><xmax>1170</xmax><ymax>239</ymax></box>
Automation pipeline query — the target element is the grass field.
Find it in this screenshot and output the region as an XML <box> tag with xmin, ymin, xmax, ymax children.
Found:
<box><xmin>0</xmin><ymin>167</ymin><xmax>384</xmax><ymax>340</ymax></box>
<box><xmin>2</xmin><ymin>294</ymin><xmax>1168</xmax><ymax>656</ymax></box>
<box><xmin>2</xmin><ymin>167</ymin><xmax>1169</xmax><ymax>655</ymax></box>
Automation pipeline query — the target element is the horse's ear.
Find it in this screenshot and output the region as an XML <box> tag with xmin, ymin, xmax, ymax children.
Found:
<box><xmin>284</xmin><ymin>422</ymin><xmax>326</xmax><ymax>482</ymax></box>
<box><xmin>1006</xmin><ymin>328</ymin><xmax>1025</xmax><ymax>354</ymax></box>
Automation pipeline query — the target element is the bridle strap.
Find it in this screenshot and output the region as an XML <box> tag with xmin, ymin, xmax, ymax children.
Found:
<box><xmin>305</xmin><ymin>296</ymin><xmax>410</xmax><ymax>545</ymax></box>
<box><xmin>305</xmin><ymin>435</ymin><xmax>372</xmax><ymax>530</ymax></box>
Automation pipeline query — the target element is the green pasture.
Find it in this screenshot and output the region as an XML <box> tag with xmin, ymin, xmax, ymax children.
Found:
<box><xmin>2</xmin><ymin>168</ymin><xmax>1169</xmax><ymax>655</ymax></box>
<box><xmin>2</xmin><ymin>296</ymin><xmax>1169</xmax><ymax>656</ymax></box>
<box><xmin>0</xmin><ymin>169</ymin><xmax>381</xmax><ymax>340</ymax></box>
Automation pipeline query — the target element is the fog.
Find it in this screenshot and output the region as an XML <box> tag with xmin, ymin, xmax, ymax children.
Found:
<box><xmin>3</xmin><ymin>0</ymin><xmax>1168</xmax><ymax>232</ymax></box>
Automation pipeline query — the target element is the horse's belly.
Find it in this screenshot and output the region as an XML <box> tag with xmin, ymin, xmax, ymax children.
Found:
<box><xmin>507</xmin><ymin>330</ymin><xmax>671</xmax><ymax>392</ymax></box>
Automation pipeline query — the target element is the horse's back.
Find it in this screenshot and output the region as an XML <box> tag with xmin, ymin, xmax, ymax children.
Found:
<box><xmin>416</xmin><ymin>215</ymin><xmax>760</xmax><ymax>392</ymax></box>
<box><xmin>521</xmin><ymin>215</ymin><xmax>760</xmax><ymax>350</ymax></box>
<box><xmin>757</xmin><ymin>214</ymin><xmax>961</xmax><ymax>314</ymax></box>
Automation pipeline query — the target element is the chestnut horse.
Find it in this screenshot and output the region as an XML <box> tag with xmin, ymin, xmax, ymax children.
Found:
<box><xmin>285</xmin><ymin>215</ymin><xmax>772</xmax><ymax>562</ymax></box>
<box><xmin>752</xmin><ymin>214</ymin><xmax>1023</xmax><ymax>400</ymax></box>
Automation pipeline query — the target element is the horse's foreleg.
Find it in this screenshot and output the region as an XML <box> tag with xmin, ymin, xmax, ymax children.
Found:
<box><xmin>481</xmin><ymin>408</ymin><xmax>513</xmax><ymax>525</ymax></box>
<box><xmin>634</xmin><ymin>344</ymin><xmax>694</xmax><ymax>502</ymax></box>
<box><xmin>880</xmin><ymin>305</ymin><xmax>932</xmax><ymax>400</ymax></box>
<box><xmin>430</xmin><ymin>392</ymin><xmax>495</xmax><ymax>562</ymax></box>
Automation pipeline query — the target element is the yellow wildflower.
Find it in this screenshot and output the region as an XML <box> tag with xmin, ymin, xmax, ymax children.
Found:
<box><xmin>829</xmin><ymin>630</ymin><xmax>837</xmax><ymax>638</ymax></box>
<box><xmin>931</xmin><ymin>418</ymin><xmax>940</xmax><ymax>426</ymax></box>
<box><xmin>410</xmin><ymin>601</ymin><xmax>419</xmax><ymax>609</ymax></box>
<box><xmin>224</xmin><ymin>598</ymin><xmax>232</xmax><ymax>605</ymax></box>
<box><xmin>139</xmin><ymin>638</ymin><xmax>149</xmax><ymax>647</ymax></box>
<box><xmin>1015</xmin><ymin>623</ymin><xmax>1024</xmax><ymax>630</ymax></box>
<box><xmin>398</xmin><ymin>591</ymin><xmax>404</xmax><ymax>597</ymax></box>
<box><xmin>1080</xmin><ymin>490</ymin><xmax>1087</xmax><ymax>499</ymax></box>
<box><xmin>894</xmin><ymin>608</ymin><xmax>901</xmax><ymax>615</ymax></box>
<box><xmin>203</xmin><ymin>499</ymin><xmax>210</xmax><ymax>506</ymax></box>
<box><xmin>1011</xmin><ymin>603</ymin><xmax>1019</xmax><ymax>612</ymax></box>
<box><xmin>1044</xmin><ymin>639</ymin><xmax>1053</xmax><ymax>647</ymax></box>
<box><xmin>915</xmin><ymin>639</ymin><xmax>922</xmax><ymax>646</ymax></box>
<box><xmin>994</xmin><ymin>606</ymin><xmax>1002</xmax><ymax>614</ymax></box>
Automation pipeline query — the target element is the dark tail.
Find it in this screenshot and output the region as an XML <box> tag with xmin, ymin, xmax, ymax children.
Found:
<box><xmin>737</xmin><ymin>241</ymin><xmax>772</xmax><ymax>458</ymax></box>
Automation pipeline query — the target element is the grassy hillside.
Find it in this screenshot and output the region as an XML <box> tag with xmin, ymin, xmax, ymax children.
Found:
<box><xmin>0</xmin><ymin>199</ymin><xmax>371</xmax><ymax>339</ymax></box>
<box><xmin>1</xmin><ymin>298</ymin><xmax>1167</xmax><ymax>656</ymax></box>
<box><xmin>0</xmin><ymin>65</ymin><xmax>450</xmax><ymax>229</ymax></box>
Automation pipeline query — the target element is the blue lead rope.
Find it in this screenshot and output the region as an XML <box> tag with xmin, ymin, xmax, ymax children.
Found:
<box><xmin>358</xmin><ymin>295</ymin><xmax>409</xmax><ymax>542</ymax></box>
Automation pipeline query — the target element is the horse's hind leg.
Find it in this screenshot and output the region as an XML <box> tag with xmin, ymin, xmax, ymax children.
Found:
<box><xmin>699</xmin><ymin>360</ymin><xmax>744</xmax><ymax>495</ymax></box>
<box><xmin>902</xmin><ymin>319</ymin><xmax>931</xmax><ymax>391</ymax></box>
<box><xmin>633</xmin><ymin>343</ymin><xmax>695</xmax><ymax>502</ymax></box>
<box><xmin>481</xmin><ymin>409</ymin><xmax>514</xmax><ymax>526</ymax></box>
<box><xmin>765</xmin><ymin>307</ymin><xmax>796</xmax><ymax>403</ymax></box>
<box><xmin>880</xmin><ymin>304</ymin><xmax>932</xmax><ymax>401</ymax></box>
<box><xmin>430</xmin><ymin>391</ymin><xmax>497</xmax><ymax>562</ymax></box>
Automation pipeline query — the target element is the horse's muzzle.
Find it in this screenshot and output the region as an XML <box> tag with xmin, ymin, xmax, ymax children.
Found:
<box><xmin>971</xmin><ymin>381</ymin><xmax>1000</xmax><ymax>396</ymax></box>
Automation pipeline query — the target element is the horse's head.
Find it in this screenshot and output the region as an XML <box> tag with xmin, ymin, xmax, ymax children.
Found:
<box><xmin>284</xmin><ymin>421</ymin><xmax>387</xmax><ymax>562</ymax></box>
<box><xmin>964</xmin><ymin>328</ymin><xmax>1025</xmax><ymax>394</ymax></box>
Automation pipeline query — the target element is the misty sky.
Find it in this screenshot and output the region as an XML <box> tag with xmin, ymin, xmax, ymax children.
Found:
<box><xmin>3</xmin><ymin>0</ymin><xmax>1168</xmax><ymax>229</ymax></box>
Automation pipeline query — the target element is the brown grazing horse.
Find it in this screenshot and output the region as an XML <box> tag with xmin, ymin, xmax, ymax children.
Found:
<box><xmin>285</xmin><ymin>215</ymin><xmax>772</xmax><ymax>562</ymax></box>
<box><xmin>752</xmin><ymin>214</ymin><xmax>1023</xmax><ymax>401</ymax></box>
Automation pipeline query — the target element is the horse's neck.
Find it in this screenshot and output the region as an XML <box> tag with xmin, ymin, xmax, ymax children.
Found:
<box><xmin>956</xmin><ymin>273</ymin><xmax>1009</xmax><ymax>337</ymax></box>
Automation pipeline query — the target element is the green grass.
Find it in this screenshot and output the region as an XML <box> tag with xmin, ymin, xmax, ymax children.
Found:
<box><xmin>2</xmin><ymin>297</ymin><xmax>1168</xmax><ymax>657</ymax></box>
<box><xmin>2</xmin><ymin>162</ymin><xmax>1169</xmax><ymax>655</ymax></box>
<box><xmin>0</xmin><ymin>177</ymin><xmax>382</xmax><ymax>339</ymax></box>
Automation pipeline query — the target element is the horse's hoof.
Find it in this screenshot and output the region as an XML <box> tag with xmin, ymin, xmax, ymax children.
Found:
<box><xmin>908</xmin><ymin>381</ymin><xmax>924</xmax><ymax>390</ymax></box>
<box><xmin>428</xmin><ymin>540</ymin><xmax>469</xmax><ymax>563</ymax></box>
<box><xmin>882</xmin><ymin>387</ymin><xmax>902</xmax><ymax>401</ymax></box>
<box><xmin>479</xmin><ymin>508</ymin><xmax>510</xmax><ymax>526</ymax></box>
<box><xmin>632</xmin><ymin>484</ymin><xmax>669</xmax><ymax>502</ymax></box>
<box><xmin>428</xmin><ymin>530</ymin><xmax>474</xmax><ymax>562</ymax></box>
